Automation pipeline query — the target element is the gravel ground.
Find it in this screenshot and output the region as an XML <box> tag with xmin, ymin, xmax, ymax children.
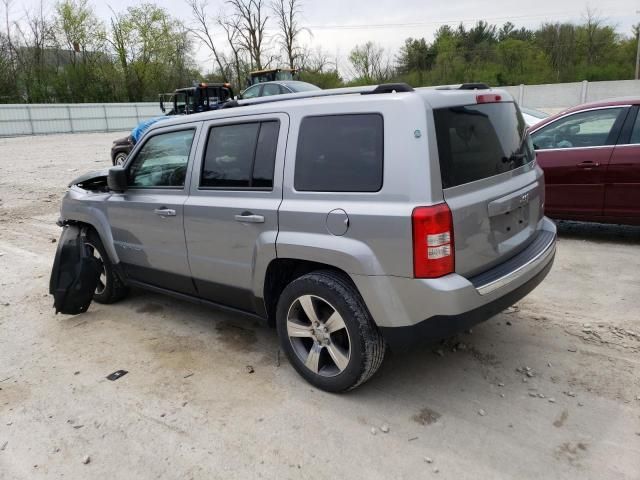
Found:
<box><xmin>1</xmin><ymin>132</ymin><xmax>639</xmax><ymax>480</ymax></box>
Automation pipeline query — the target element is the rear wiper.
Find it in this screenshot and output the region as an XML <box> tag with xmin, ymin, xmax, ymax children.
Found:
<box><xmin>502</xmin><ymin>153</ymin><xmax>527</xmax><ymax>163</ymax></box>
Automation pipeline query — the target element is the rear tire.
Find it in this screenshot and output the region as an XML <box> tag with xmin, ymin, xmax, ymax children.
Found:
<box><xmin>85</xmin><ymin>230</ymin><xmax>128</xmax><ymax>304</ymax></box>
<box><xmin>276</xmin><ymin>270</ymin><xmax>386</xmax><ymax>392</ymax></box>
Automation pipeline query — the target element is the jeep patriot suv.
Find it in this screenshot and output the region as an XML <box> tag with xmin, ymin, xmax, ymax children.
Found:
<box><xmin>54</xmin><ymin>83</ymin><xmax>557</xmax><ymax>392</ymax></box>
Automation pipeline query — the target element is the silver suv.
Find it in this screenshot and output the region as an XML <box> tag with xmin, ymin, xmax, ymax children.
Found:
<box><xmin>53</xmin><ymin>83</ymin><xmax>556</xmax><ymax>392</ymax></box>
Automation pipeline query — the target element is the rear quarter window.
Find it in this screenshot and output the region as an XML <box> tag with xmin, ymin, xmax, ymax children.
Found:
<box><xmin>294</xmin><ymin>114</ymin><xmax>383</xmax><ymax>192</ymax></box>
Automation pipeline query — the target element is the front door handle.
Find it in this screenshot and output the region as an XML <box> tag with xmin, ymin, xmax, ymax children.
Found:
<box><xmin>235</xmin><ymin>213</ymin><xmax>265</xmax><ymax>224</ymax></box>
<box><xmin>577</xmin><ymin>161</ymin><xmax>600</xmax><ymax>169</ymax></box>
<box><xmin>154</xmin><ymin>208</ymin><xmax>176</xmax><ymax>217</ymax></box>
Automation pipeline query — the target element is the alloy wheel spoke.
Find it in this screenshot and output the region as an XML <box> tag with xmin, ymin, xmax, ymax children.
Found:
<box><xmin>299</xmin><ymin>295</ymin><xmax>320</xmax><ymax>324</ymax></box>
<box><xmin>324</xmin><ymin>311</ymin><xmax>346</xmax><ymax>334</ymax></box>
<box><xmin>326</xmin><ymin>344</ymin><xmax>349</xmax><ymax>372</ymax></box>
<box><xmin>305</xmin><ymin>342</ymin><xmax>322</xmax><ymax>374</ymax></box>
<box><xmin>287</xmin><ymin>320</ymin><xmax>314</xmax><ymax>338</ymax></box>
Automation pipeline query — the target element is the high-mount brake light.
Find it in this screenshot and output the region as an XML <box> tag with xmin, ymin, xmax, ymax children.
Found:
<box><xmin>476</xmin><ymin>93</ymin><xmax>502</xmax><ymax>104</ymax></box>
<box><xmin>412</xmin><ymin>204</ymin><xmax>454</xmax><ymax>278</ymax></box>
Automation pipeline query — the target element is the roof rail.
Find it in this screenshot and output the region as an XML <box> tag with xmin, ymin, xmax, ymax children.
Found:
<box><xmin>433</xmin><ymin>83</ymin><xmax>491</xmax><ymax>91</ymax></box>
<box><xmin>228</xmin><ymin>83</ymin><xmax>414</xmax><ymax>109</ymax></box>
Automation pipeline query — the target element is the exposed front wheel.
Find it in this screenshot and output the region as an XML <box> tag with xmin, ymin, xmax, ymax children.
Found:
<box><xmin>84</xmin><ymin>231</ymin><xmax>128</xmax><ymax>304</ymax></box>
<box><xmin>276</xmin><ymin>271</ymin><xmax>386</xmax><ymax>392</ymax></box>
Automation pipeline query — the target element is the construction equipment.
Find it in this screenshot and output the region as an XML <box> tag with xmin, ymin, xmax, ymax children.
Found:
<box><xmin>247</xmin><ymin>68</ymin><xmax>299</xmax><ymax>87</ymax></box>
<box><xmin>160</xmin><ymin>82</ymin><xmax>234</xmax><ymax>115</ymax></box>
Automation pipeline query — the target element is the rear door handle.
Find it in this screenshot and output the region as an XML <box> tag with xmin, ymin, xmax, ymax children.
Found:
<box><xmin>235</xmin><ymin>213</ymin><xmax>265</xmax><ymax>224</ymax></box>
<box><xmin>154</xmin><ymin>208</ymin><xmax>176</xmax><ymax>217</ymax></box>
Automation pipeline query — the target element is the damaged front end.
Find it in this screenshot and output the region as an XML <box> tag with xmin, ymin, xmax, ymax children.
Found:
<box><xmin>68</xmin><ymin>168</ymin><xmax>110</xmax><ymax>192</ymax></box>
<box><xmin>49</xmin><ymin>225</ymin><xmax>101</xmax><ymax>315</ymax></box>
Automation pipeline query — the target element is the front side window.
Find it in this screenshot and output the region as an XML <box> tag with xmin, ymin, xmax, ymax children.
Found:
<box><xmin>295</xmin><ymin>114</ymin><xmax>384</xmax><ymax>192</ymax></box>
<box><xmin>128</xmin><ymin>129</ymin><xmax>195</xmax><ymax>188</ymax></box>
<box><xmin>200</xmin><ymin>121</ymin><xmax>280</xmax><ymax>189</ymax></box>
<box><xmin>531</xmin><ymin>108</ymin><xmax>624</xmax><ymax>150</ymax></box>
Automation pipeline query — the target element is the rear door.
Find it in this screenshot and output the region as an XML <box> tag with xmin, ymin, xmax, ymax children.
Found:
<box><xmin>604</xmin><ymin>106</ymin><xmax>640</xmax><ymax>221</ymax></box>
<box><xmin>530</xmin><ymin>106</ymin><xmax>628</xmax><ymax>218</ymax></box>
<box><xmin>184</xmin><ymin>113</ymin><xmax>288</xmax><ymax>312</ymax></box>
<box><xmin>433</xmin><ymin>100</ymin><xmax>543</xmax><ymax>277</ymax></box>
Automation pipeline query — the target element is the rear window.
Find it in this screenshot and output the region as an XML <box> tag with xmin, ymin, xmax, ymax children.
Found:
<box><xmin>434</xmin><ymin>102</ymin><xmax>533</xmax><ymax>189</ymax></box>
<box><xmin>295</xmin><ymin>114</ymin><xmax>383</xmax><ymax>192</ymax></box>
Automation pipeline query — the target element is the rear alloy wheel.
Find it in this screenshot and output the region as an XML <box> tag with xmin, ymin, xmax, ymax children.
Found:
<box><xmin>286</xmin><ymin>295</ymin><xmax>352</xmax><ymax>377</ymax></box>
<box><xmin>276</xmin><ymin>271</ymin><xmax>386</xmax><ymax>392</ymax></box>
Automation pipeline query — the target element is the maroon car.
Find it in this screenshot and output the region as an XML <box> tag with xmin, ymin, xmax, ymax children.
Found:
<box><xmin>530</xmin><ymin>98</ymin><xmax>640</xmax><ymax>226</ymax></box>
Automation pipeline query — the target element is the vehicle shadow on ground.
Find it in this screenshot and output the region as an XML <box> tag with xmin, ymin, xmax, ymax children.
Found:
<box><xmin>116</xmin><ymin>287</ymin><xmax>516</xmax><ymax>405</ymax></box>
<box><xmin>555</xmin><ymin>220</ymin><xmax>640</xmax><ymax>244</ymax></box>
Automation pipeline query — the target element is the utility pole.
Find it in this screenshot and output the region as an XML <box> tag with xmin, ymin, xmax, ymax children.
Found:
<box><xmin>636</xmin><ymin>14</ymin><xmax>640</xmax><ymax>80</ymax></box>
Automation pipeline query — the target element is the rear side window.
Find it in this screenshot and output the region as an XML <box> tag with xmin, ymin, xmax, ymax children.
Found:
<box><xmin>200</xmin><ymin>121</ymin><xmax>280</xmax><ymax>189</ymax></box>
<box><xmin>628</xmin><ymin>109</ymin><xmax>640</xmax><ymax>144</ymax></box>
<box><xmin>434</xmin><ymin>102</ymin><xmax>533</xmax><ymax>189</ymax></box>
<box><xmin>295</xmin><ymin>114</ymin><xmax>383</xmax><ymax>192</ymax></box>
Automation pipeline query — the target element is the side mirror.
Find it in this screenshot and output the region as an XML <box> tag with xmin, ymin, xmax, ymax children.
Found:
<box><xmin>108</xmin><ymin>167</ymin><xmax>127</xmax><ymax>193</ymax></box>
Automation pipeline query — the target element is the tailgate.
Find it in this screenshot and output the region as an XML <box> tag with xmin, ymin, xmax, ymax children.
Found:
<box><xmin>433</xmin><ymin>100</ymin><xmax>544</xmax><ymax>277</ymax></box>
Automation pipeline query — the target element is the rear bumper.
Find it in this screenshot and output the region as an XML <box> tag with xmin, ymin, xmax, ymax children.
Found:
<box><xmin>351</xmin><ymin>217</ymin><xmax>557</xmax><ymax>349</ymax></box>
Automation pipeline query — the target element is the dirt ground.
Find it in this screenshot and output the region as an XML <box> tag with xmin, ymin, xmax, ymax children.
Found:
<box><xmin>0</xmin><ymin>132</ymin><xmax>639</xmax><ymax>480</ymax></box>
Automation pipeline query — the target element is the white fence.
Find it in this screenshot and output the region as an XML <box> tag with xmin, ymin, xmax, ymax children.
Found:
<box><xmin>503</xmin><ymin>79</ymin><xmax>640</xmax><ymax>114</ymax></box>
<box><xmin>0</xmin><ymin>79</ymin><xmax>639</xmax><ymax>136</ymax></box>
<box><xmin>0</xmin><ymin>102</ymin><xmax>161</xmax><ymax>137</ymax></box>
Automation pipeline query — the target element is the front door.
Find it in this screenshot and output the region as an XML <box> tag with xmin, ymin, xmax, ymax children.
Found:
<box><xmin>184</xmin><ymin>114</ymin><xmax>288</xmax><ymax>312</ymax></box>
<box><xmin>531</xmin><ymin>106</ymin><xmax>627</xmax><ymax>219</ymax></box>
<box><xmin>107</xmin><ymin>126</ymin><xmax>200</xmax><ymax>294</ymax></box>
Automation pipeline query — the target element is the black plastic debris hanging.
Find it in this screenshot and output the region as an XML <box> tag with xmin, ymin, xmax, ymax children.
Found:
<box><xmin>49</xmin><ymin>225</ymin><xmax>101</xmax><ymax>315</ymax></box>
<box><xmin>106</xmin><ymin>370</ymin><xmax>128</xmax><ymax>381</ymax></box>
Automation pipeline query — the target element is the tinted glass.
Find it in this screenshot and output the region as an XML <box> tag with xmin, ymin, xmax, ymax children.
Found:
<box><xmin>295</xmin><ymin>114</ymin><xmax>383</xmax><ymax>192</ymax></box>
<box><xmin>201</xmin><ymin>121</ymin><xmax>279</xmax><ymax>189</ymax></box>
<box><xmin>128</xmin><ymin>129</ymin><xmax>195</xmax><ymax>188</ymax></box>
<box><xmin>629</xmin><ymin>109</ymin><xmax>640</xmax><ymax>144</ymax></box>
<box><xmin>531</xmin><ymin>108</ymin><xmax>623</xmax><ymax>150</ymax></box>
<box><xmin>253</xmin><ymin>121</ymin><xmax>280</xmax><ymax>188</ymax></box>
<box><xmin>434</xmin><ymin>102</ymin><xmax>533</xmax><ymax>189</ymax></box>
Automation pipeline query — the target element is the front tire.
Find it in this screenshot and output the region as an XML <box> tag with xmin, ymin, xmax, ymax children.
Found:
<box><xmin>84</xmin><ymin>230</ymin><xmax>128</xmax><ymax>304</ymax></box>
<box><xmin>276</xmin><ymin>270</ymin><xmax>386</xmax><ymax>392</ymax></box>
<box><xmin>113</xmin><ymin>152</ymin><xmax>127</xmax><ymax>166</ymax></box>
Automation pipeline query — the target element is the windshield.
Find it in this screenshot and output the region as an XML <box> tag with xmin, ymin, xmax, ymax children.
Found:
<box><xmin>275</xmin><ymin>71</ymin><xmax>294</xmax><ymax>81</ymax></box>
<box><xmin>434</xmin><ymin>102</ymin><xmax>533</xmax><ymax>189</ymax></box>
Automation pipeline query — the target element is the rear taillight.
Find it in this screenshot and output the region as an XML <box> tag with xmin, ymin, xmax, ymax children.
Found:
<box><xmin>412</xmin><ymin>204</ymin><xmax>454</xmax><ymax>278</ymax></box>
